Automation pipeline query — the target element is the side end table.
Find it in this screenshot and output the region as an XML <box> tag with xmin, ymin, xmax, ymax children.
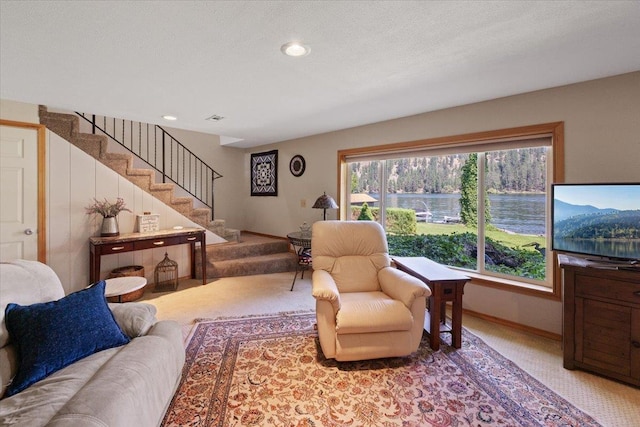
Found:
<box><xmin>392</xmin><ymin>256</ymin><xmax>470</xmax><ymax>351</ymax></box>
<box><xmin>104</xmin><ymin>276</ymin><xmax>147</xmax><ymax>303</ymax></box>
<box><xmin>287</xmin><ymin>231</ymin><xmax>312</xmax><ymax>291</ymax></box>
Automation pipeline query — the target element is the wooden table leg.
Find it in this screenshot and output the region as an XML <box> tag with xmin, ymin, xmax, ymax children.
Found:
<box><xmin>200</xmin><ymin>233</ymin><xmax>206</xmax><ymax>285</ymax></box>
<box><xmin>190</xmin><ymin>241</ymin><xmax>196</xmax><ymax>279</ymax></box>
<box><xmin>90</xmin><ymin>246</ymin><xmax>100</xmax><ymax>284</ymax></box>
<box><xmin>451</xmin><ymin>283</ymin><xmax>464</xmax><ymax>348</ymax></box>
<box><xmin>429</xmin><ymin>288</ymin><xmax>441</xmax><ymax>351</ymax></box>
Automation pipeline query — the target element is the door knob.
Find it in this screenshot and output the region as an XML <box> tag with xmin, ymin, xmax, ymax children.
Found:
<box><xmin>24</xmin><ymin>228</ymin><xmax>33</xmax><ymax>235</ymax></box>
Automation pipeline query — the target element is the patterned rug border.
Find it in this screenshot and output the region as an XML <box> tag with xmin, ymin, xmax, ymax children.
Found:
<box><xmin>193</xmin><ymin>309</ymin><xmax>316</xmax><ymax>324</ymax></box>
<box><xmin>167</xmin><ymin>312</ymin><xmax>602</xmax><ymax>426</ymax></box>
<box><xmin>185</xmin><ymin>310</ymin><xmax>316</xmax><ymax>344</ymax></box>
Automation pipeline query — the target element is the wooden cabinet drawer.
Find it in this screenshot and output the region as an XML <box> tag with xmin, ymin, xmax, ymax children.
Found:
<box><xmin>178</xmin><ymin>234</ymin><xmax>201</xmax><ymax>244</ymax></box>
<box><xmin>133</xmin><ymin>236</ymin><xmax>183</xmax><ymax>250</ymax></box>
<box><xmin>98</xmin><ymin>242</ymin><xmax>134</xmax><ymax>253</ymax></box>
<box><xmin>575</xmin><ymin>274</ymin><xmax>640</xmax><ymax>304</ymax></box>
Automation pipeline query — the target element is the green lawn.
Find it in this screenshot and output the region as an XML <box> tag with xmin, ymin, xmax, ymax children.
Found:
<box><xmin>415</xmin><ymin>222</ymin><xmax>546</xmax><ymax>253</ymax></box>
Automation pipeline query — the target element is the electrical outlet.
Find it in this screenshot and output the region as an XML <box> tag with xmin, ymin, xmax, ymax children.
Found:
<box><xmin>300</xmin><ymin>199</ymin><xmax>306</xmax><ymax>208</ymax></box>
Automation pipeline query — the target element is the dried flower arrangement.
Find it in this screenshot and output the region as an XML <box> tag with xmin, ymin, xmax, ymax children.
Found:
<box><xmin>85</xmin><ymin>197</ymin><xmax>131</xmax><ymax>218</ymax></box>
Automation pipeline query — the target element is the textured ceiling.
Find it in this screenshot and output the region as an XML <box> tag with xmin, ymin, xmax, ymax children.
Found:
<box><xmin>1</xmin><ymin>1</ymin><xmax>639</xmax><ymax>148</ymax></box>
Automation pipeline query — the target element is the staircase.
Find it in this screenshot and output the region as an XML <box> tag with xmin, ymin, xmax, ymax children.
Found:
<box><xmin>38</xmin><ymin>106</ymin><xmax>239</xmax><ymax>241</ymax></box>
<box><xmin>39</xmin><ymin>106</ymin><xmax>297</xmax><ymax>279</ymax></box>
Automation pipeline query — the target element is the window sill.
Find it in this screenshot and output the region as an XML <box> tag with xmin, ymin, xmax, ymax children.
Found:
<box><xmin>453</xmin><ymin>269</ymin><xmax>560</xmax><ymax>301</ymax></box>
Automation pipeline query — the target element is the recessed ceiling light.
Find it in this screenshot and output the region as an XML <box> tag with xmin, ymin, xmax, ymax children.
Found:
<box><xmin>281</xmin><ymin>41</ymin><xmax>310</xmax><ymax>57</ymax></box>
<box><xmin>162</xmin><ymin>115</ymin><xmax>177</xmax><ymax>121</ymax></box>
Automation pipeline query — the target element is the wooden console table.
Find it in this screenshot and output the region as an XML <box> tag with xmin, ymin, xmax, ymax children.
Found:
<box><xmin>393</xmin><ymin>257</ymin><xmax>470</xmax><ymax>351</ymax></box>
<box><xmin>89</xmin><ymin>228</ymin><xmax>206</xmax><ymax>285</ymax></box>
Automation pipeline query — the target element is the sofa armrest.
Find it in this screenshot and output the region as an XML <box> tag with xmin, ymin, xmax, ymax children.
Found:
<box><xmin>108</xmin><ymin>302</ymin><xmax>157</xmax><ymax>338</ymax></box>
<box><xmin>312</xmin><ymin>270</ymin><xmax>341</xmax><ymax>312</ymax></box>
<box><xmin>378</xmin><ymin>267</ymin><xmax>430</xmax><ymax>308</ymax></box>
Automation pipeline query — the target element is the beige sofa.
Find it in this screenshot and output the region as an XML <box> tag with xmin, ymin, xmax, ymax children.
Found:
<box><xmin>0</xmin><ymin>260</ymin><xmax>185</xmax><ymax>426</ymax></box>
<box><xmin>312</xmin><ymin>220</ymin><xmax>430</xmax><ymax>361</ymax></box>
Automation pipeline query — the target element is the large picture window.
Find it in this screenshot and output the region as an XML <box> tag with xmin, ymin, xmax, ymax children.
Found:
<box><xmin>338</xmin><ymin>123</ymin><xmax>564</xmax><ymax>297</ymax></box>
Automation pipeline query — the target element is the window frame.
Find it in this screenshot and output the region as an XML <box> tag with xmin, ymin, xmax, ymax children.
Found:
<box><xmin>337</xmin><ymin>122</ymin><xmax>564</xmax><ymax>300</ymax></box>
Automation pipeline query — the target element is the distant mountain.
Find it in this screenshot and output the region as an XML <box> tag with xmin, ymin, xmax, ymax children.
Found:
<box><xmin>554</xmin><ymin>209</ymin><xmax>640</xmax><ymax>239</ymax></box>
<box><xmin>553</xmin><ymin>200</ymin><xmax>618</xmax><ymax>222</ymax></box>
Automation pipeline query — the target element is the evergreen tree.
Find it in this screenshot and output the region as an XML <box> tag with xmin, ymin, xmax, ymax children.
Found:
<box><xmin>459</xmin><ymin>154</ymin><xmax>491</xmax><ymax>226</ymax></box>
<box><xmin>351</xmin><ymin>172</ymin><xmax>359</xmax><ymax>193</ymax></box>
<box><xmin>357</xmin><ymin>202</ymin><xmax>374</xmax><ymax>221</ymax></box>
<box><xmin>460</xmin><ymin>154</ymin><xmax>478</xmax><ymax>226</ymax></box>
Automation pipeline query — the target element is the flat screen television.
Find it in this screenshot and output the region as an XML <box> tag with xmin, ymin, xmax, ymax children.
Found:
<box><xmin>551</xmin><ymin>183</ymin><xmax>640</xmax><ymax>263</ymax></box>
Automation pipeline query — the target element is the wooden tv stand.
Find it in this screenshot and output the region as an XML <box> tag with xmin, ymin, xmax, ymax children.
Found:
<box><xmin>559</xmin><ymin>254</ymin><xmax>640</xmax><ymax>386</ymax></box>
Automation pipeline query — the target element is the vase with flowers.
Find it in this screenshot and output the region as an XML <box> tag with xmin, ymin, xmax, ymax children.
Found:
<box><xmin>85</xmin><ymin>197</ymin><xmax>132</xmax><ymax>237</ymax></box>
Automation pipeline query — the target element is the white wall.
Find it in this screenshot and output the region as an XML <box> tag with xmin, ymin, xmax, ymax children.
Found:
<box><xmin>242</xmin><ymin>72</ymin><xmax>640</xmax><ymax>335</ymax></box>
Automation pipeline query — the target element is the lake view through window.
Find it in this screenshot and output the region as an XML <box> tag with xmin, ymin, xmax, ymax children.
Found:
<box><xmin>339</xmin><ymin>123</ymin><xmax>563</xmax><ymax>294</ymax></box>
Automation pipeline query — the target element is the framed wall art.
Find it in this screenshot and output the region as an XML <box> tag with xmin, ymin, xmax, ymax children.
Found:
<box><xmin>251</xmin><ymin>150</ymin><xmax>278</xmax><ymax>196</ymax></box>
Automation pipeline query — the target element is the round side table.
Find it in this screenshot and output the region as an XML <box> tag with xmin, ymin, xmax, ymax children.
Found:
<box><xmin>104</xmin><ymin>276</ymin><xmax>147</xmax><ymax>303</ymax></box>
<box><xmin>287</xmin><ymin>231</ymin><xmax>312</xmax><ymax>291</ymax></box>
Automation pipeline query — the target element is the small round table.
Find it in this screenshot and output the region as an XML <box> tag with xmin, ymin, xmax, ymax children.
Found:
<box><xmin>287</xmin><ymin>231</ymin><xmax>312</xmax><ymax>291</ymax></box>
<box><xmin>104</xmin><ymin>276</ymin><xmax>147</xmax><ymax>303</ymax></box>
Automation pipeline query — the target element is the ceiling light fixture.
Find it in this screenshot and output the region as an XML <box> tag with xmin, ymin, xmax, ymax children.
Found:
<box><xmin>162</xmin><ymin>115</ymin><xmax>177</xmax><ymax>121</ymax></box>
<box><xmin>281</xmin><ymin>41</ymin><xmax>310</xmax><ymax>57</ymax></box>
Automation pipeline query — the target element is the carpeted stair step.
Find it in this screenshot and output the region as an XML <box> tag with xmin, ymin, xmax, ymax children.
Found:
<box><xmin>101</xmin><ymin>153</ymin><xmax>133</xmax><ymax>175</ymax></box>
<box><xmin>201</xmin><ymin>252</ymin><xmax>297</xmax><ymax>279</ymax></box>
<box><xmin>206</xmin><ymin>235</ymin><xmax>291</xmax><ymax>261</ymax></box>
<box><xmin>74</xmin><ymin>133</ymin><xmax>108</xmax><ymax>159</ymax></box>
<box><xmin>190</xmin><ymin>208</ymin><xmax>212</xmax><ymax>228</ymax></box>
<box><xmin>38</xmin><ymin>105</ymin><xmax>79</xmax><ymax>141</ymax></box>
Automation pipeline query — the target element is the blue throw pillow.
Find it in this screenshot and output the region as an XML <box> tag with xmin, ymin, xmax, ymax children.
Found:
<box><xmin>4</xmin><ymin>281</ymin><xmax>130</xmax><ymax>397</ymax></box>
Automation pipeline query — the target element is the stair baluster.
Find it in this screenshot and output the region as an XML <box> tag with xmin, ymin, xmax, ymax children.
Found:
<box><xmin>76</xmin><ymin>112</ymin><xmax>222</xmax><ymax>220</ymax></box>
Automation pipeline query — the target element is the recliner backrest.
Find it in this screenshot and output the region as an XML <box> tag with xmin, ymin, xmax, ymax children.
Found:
<box><xmin>312</xmin><ymin>221</ymin><xmax>390</xmax><ymax>293</ymax></box>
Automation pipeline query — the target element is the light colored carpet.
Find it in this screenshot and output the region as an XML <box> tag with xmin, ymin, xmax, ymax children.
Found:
<box><xmin>141</xmin><ymin>274</ymin><xmax>639</xmax><ymax>427</ymax></box>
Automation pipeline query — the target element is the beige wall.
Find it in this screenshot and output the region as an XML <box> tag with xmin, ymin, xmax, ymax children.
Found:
<box><xmin>242</xmin><ymin>71</ymin><xmax>640</xmax><ymax>335</ymax></box>
<box><xmin>0</xmin><ymin>99</ymin><xmax>39</xmax><ymax>123</ymax></box>
<box><xmin>243</xmin><ymin>72</ymin><xmax>640</xmax><ymax>236</ymax></box>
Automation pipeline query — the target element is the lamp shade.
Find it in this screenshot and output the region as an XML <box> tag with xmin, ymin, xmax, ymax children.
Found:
<box><xmin>312</xmin><ymin>193</ymin><xmax>339</xmax><ymax>209</ymax></box>
<box><xmin>312</xmin><ymin>192</ymin><xmax>339</xmax><ymax>220</ymax></box>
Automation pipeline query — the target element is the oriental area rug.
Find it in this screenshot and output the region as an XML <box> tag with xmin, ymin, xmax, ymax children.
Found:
<box><xmin>161</xmin><ymin>313</ymin><xmax>600</xmax><ymax>427</ymax></box>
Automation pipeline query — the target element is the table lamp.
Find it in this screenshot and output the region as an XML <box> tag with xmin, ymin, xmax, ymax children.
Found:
<box><xmin>312</xmin><ymin>192</ymin><xmax>339</xmax><ymax>220</ymax></box>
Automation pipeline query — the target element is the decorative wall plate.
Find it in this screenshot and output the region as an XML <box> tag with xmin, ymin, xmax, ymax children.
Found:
<box><xmin>289</xmin><ymin>155</ymin><xmax>306</xmax><ymax>177</ymax></box>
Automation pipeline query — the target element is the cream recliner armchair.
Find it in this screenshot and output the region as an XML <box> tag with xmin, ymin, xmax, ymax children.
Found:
<box><xmin>311</xmin><ymin>220</ymin><xmax>430</xmax><ymax>361</ymax></box>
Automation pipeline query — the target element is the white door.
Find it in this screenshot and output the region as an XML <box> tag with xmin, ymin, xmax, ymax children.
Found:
<box><xmin>0</xmin><ymin>125</ymin><xmax>39</xmax><ymax>261</ymax></box>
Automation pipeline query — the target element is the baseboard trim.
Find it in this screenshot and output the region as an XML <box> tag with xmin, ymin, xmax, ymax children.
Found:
<box><xmin>462</xmin><ymin>308</ymin><xmax>562</xmax><ymax>341</ymax></box>
<box><xmin>241</xmin><ymin>230</ymin><xmax>288</xmax><ymax>241</ymax></box>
